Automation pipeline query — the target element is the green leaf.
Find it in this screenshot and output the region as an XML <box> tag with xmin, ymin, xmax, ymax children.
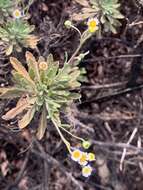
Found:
<box><xmin>12</xmin><ymin>71</ymin><xmax>34</xmax><ymax>91</ymax></box>
<box><xmin>36</xmin><ymin>106</ymin><xmax>47</xmax><ymax>140</ymax></box>
<box><xmin>46</xmin><ymin>54</ymin><xmax>54</xmax><ymax>68</ymax></box>
<box><xmin>61</xmin><ymin>124</ymin><xmax>71</xmax><ymax>128</ymax></box>
<box><xmin>68</xmin><ymin>92</ymin><xmax>81</xmax><ymax>100</ymax></box>
<box><xmin>0</xmin><ymin>0</ymin><xmax>13</xmax><ymax>9</ymax></box>
<box><xmin>109</xmin><ymin>23</ymin><xmax>117</xmax><ymax>33</ymax></box>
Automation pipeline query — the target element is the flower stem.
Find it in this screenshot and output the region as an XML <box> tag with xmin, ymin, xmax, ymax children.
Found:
<box><xmin>59</xmin><ymin>126</ymin><xmax>85</xmax><ymax>142</ymax></box>
<box><xmin>67</xmin><ymin>30</ymin><xmax>91</xmax><ymax>65</ymax></box>
<box><xmin>52</xmin><ymin>118</ymin><xmax>71</xmax><ymax>153</ymax></box>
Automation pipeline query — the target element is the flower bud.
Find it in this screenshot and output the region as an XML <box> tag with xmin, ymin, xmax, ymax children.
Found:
<box><xmin>39</xmin><ymin>61</ymin><xmax>48</xmax><ymax>70</ymax></box>
<box><xmin>64</xmin><ymin>20</ymin><xmax>72</xmax><ymax>28</ymax></box>
<box><xmin>82</xmin><ymin>140</ymin><xmax>91</xmax><ymax>149</ymax></box>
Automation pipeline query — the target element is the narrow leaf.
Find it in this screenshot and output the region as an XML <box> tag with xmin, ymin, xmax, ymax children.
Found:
<box><xmin>16</xmin><ymin>96</ymin><xmax>36</xmax><ymax>107</ymax></box>
<box><xmin>36</xmin><ymin>106</ymin><xmax>47</xmax><ymax>140</ymax></box>
<box><xmin>18</xmin><ymin>105</ymin><xmax>36</xmax><ymax>129</ymax></box>
<box><xmin>74</xmin><ymin>0</ymin><xmax>89</xmax><ymax>7</ymax></box>
<box><xmin>82</xmin><ymin>7</ymin><xmax>98</xmax><ymax>13</ymax></box>
<box><xmin>2</xmin><ymin>101</ymin><xmax>30</xmax><ymax>120</ymax></box>
<box><xmin>26</xmin><ymin>51</ymin><xmax>40</xmax><ymax>80</ymax></box>
<box><xmin>0</xmin><ymin>87</ymin><xmax>26</xmax><ymax>99</ymax></box>
<box><xmin>47</xmin><ymin>54</ymin><xmax>54</xmax><ymax>68</ymax></box>
<box><xmin>72</xmin><ymin>13</ymin><xmax>95</xmax><ymax>21</ymax></box>
<box><xmin>5</xmin><ymin>45</ymin><xmax>13</xmax><ymax>56</ymax></box>
<box><xmin>10</xmin><ymin>57</ymin><xmax>35</xmax><ymax>86</ymax></box>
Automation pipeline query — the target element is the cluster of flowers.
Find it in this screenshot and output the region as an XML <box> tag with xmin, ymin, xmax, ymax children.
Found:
<box><xmin>71</xmin><ymin>149</ymin><xmax>95</xmax><ymax>177</ymax></box>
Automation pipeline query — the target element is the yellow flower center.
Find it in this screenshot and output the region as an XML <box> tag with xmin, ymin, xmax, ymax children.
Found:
<box><xmin>39</xmin><ymin>62</ymin><xmax>48</xmax><ymax>70</ymax></box>
<box><xmin>87</xmin><ymin>18</ymin><xmax>99</xmax><ymax>33</ymax></box>
<box><xmin>71</xmin><ymin>150</ymin><xmax>82</xmax><ymax>160</ymax></box>
<box><xmin>89</xmin><ymin>20</ymin><xmax>97</xmax><ymax>28</ymax></box>
<box><xmin>13</xmin><ymin>10</ymin><xmax>21</xmax><ymax>18</ymax></box>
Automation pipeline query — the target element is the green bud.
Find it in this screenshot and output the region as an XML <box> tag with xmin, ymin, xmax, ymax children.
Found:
<box><xmin>77</xmin><ymin>51</ymin><xmax>90</xmax><ymax>62</ymax></box>
<box><xmin>82</xmin><ymin>140</ymin><xmax>91</xmax><ymax>149</ymax></box>
<box><xmin>64</xmin><ymin>20</ymin><xmax>72</xmax><ymax>28</ymax></box>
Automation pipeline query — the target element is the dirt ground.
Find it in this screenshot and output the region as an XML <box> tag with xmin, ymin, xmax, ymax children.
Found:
<box><xmin>1</xmin><ymin>0</ymin><xmax>143</xmax><ymax>190</ymax></box>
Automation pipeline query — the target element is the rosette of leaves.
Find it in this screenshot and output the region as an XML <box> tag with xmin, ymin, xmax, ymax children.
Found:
<box><xmin>0</xmin><ymin>0</ymin><xmax>14</xmax><ymax>19</ymax></box>
<box><xmin>0</xmin><ymin>52</ymin><xmax>81</xmax><ymax>140</ymax></box>
<box><xmin>0</xmin><ymin>19</ymin><xmax>39</xmax><ymax>55</ymax></box>
<box><xmin>72</xmin><ymin>0</ymin><xmax>124</xmax><ymax>33</ymax></box>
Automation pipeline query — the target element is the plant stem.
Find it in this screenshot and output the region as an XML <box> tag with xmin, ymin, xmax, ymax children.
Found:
<box><xmin>71</xmin><ymin>25</ymin><xmax>82</xmax><ymax>37</ymax></box>
<box><xmin>67</xmin><ymin>30</ymin><xmax>91</xmax><ymax>65</ymax></box>
<box><xmin>67</xmin><ymin>42</ymin><xmax>83</xmax><ymax>65</ymax></box>
<box><xmin>52</xmin><ymin>118</ymin><xmax>71</xmax><ymax>153</ymax></box>
<box><xmin>59</xmin><ymin>126</ymin><xmax>84</xmax><ymax>142</ymax></box>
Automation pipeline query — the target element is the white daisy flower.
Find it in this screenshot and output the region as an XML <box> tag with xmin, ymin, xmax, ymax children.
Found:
<box><xmin>87</xmin><ymin>17</ymin><xmax>99</xmax><ymax>33</ymax></box>
<box><xmin>78</xmin><ymin>152</ymin><xmax>88</xmax><ymax>166</ymax></box>
<box><xmin>71</xmin><ymin>149</ymin><xmax>82</xmax><ymax>162</ymax></box>
<box><xmin>82</xmin><ymin>165</ymin><xmax>93</xmax><ymax>177</ymax></box>
<box><xmin>13</xmin><ymin>9</ymin><xmax>22</xmax><ymax>19</ymax></box>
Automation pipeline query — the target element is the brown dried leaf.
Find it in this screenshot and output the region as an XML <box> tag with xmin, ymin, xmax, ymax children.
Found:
<box><xmin>26</xmin><ymin>51</ymin><xmax>40</xmax><ymax>80</ymax></box>
<box><xmin>16</xmin><ymin>96</ymin><xmax>28</xmax><ymax>107</ymax></box>
<box><xmin>26</xmin><ymin>51</ymin><xmax>37</xmax><ymax>63</ymax></box>
<box><xmin>98</xmin><ymin>110</ymin><xmax>136</xmax><ymax>121</ymax></box>
<box><xmin>72</xmin><ymin>12</ymin><xmax>95</xmax><ymax>21</ymax></box>
<box><xmin>74</xmin><ymin>0</ymin><xmax>90</xmax><ymax>7</ymax></box>
<box><xmin>10</xmin><ymin>57</ymin><xmax>35</xmax><ymax>86</ymax></box>
<box><xmin>5</xmin><ymin>45</ymin><xmax>13</xmax><ymax>56</ymax></box>
<box><xmin>1</xmin><ymin>160</ymin><xmax>9</xmax><ymax>177</ymax></box>
<box><xmin>25</xmin><ymin>35</ymin><xmax>39</xmax><ymax>49</ymax></box>
<box><xmin>18</xmin><ymin>105</ymin><xmax>36</xmax><ymax>129</ymax></box>
<box><xmin>2</xmin><ymin>101</ymin><xmax>30</xmax><ymax>120</ymax></box>
<box><xmin>82</xmin><ymin>7</ymin><xmax>98</xmax><ymax>13</ymax></box>
<box><xmin>0</xmin><ymin>87</ymin><xmax>26</xmax><ymax>99</ymax></box>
